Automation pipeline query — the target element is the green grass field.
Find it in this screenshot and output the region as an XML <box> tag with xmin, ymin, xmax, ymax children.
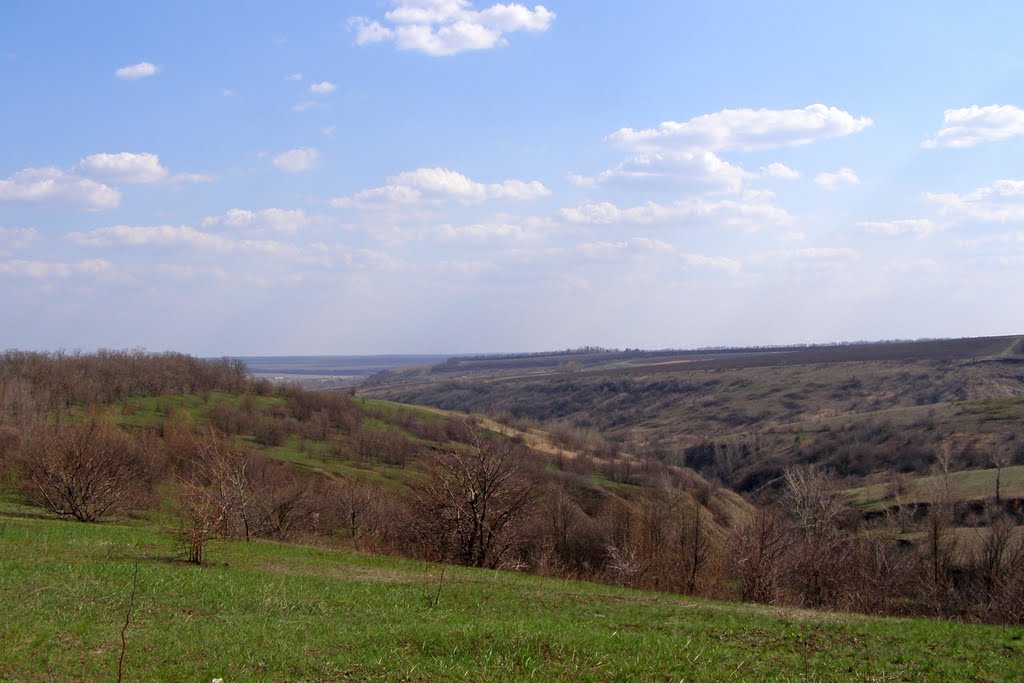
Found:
<box><xmin>847</xmin><ymin>465</ymin><xmax>1024</xmax><ymax>510</ymax></box>
<box><xmin>2</xmin><ymin>504</ymin><xmax>1023</xmax><ymax>681</ymax></box>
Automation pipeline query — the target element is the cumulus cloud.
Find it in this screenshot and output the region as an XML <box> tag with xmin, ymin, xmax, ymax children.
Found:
<box><xmin>77</xmin><ymin>152</ymin><xmax>166</xmax><ymax>183</ymax></box>
<box><xmin>761</xmin><ymin>162</ymin><xmax>801</xmax><ymax>179</ymax></box>
<box><xmin>309</xmin><ymin>81</ymin><xmax>336</xmax><ymax>94</ymax></box>
<box><xmin>927</xmin><ymin>179</ymin><xmax>1024</xmax><ymax>222</ymax></box>
<box><xmin>607</xmin><ymin>105</ymin><xmax>872</xmax><ymax>153</ymax></box>
<box><xmin>576</xmin><ymin>105</ymin><xmax>866</xmax><ymax>195</ymax></box>
<box><xmin>0</xmin><ymin>258</ymin><xmax>111</xmax><ymax>279</ymax></box>
<box><xmin>349</xmin><ymin>0</ymin><xmax>555</xmax><ymax>56</ymax></box>
<box><xmin>201</xmin><ymin>208</ymin><xmax>311</xmax><ymax>234</ymax></box>
<box><xmin>0</xmin><ymin>167</ymin><xmax>120</xmax><ymax>210</ymax></box>
<box><xmin>858</xmin><ymin>219</ymin><xmax>939</xmax><ymax>237</ymax></box>
<box><xmin>814</xmin><ymin>167</ymin><xmax>860</xmax><ymax>191</ymax></box>
<box><xmin>115</xmin><ymin>62</ymin><xmax>159</xmax><ymax>80</ymax></box>
<box><xmin>569</xmin><ymin>150</ymin><xmax>750</xmax><ymax>193</ymax></box>
<box><xmin>75</xmin><ymin>152</ymin><xmax>212</xmax><ymax>184</ymax></box>
<box><xmin>332</xmin><ymin>167</ymin><xmax>549</xmax><ymax>208</ymax></box>
<box><xmin>923</xmin><ymin>105</ymin><xmax>1024</xmax><ymax>149</ymax></box>
<box><xmin>68</xmin><ymin>224</ymin><xmax>235</xmax><ymax>250</ymax></box>
<box><xmin>560</xmin><ymin>192</ymin><xmax>791</xmax><ymax>229</ymax></box>
<box><xmin>273</xmin><ymin>148</ymin><xmax>319</xmax><ymax>173</ymax></box>
<box><xmin>679</xmin><ymin>252</ymin><xmax>742</xmax><ymax>275</ymax></box>
<box><xmin>438</xmin><ymin>218</ymin><xmax>547</xmax><ymax>242</ymax></box>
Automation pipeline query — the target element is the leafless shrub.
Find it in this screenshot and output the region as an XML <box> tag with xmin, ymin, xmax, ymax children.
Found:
<box><xmin>17</xmin><ymin>422</ymin><xmax>152</xmax><ymax>522</ymax></box>
<box><xmin>411</xmin><ymin>427</ymin><xmax>539</xmax><ymax>568</ymax></box>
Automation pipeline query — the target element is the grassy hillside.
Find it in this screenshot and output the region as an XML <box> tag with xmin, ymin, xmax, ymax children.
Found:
<box><xmin>365</xmin><ymin>336</ymin><xmax>1024</xmax><ymax>494</ymax></box>
<box><xmin>2</xmin><ymin>504</ymin><xmax>1023</xmax><ymax>681</ymax></box>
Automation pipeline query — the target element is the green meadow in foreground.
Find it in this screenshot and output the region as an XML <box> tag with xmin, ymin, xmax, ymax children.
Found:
<box><xmin>2</xmin><ymin>504</ymin><xmax>1023</xmax><ymax>681</ymax></box>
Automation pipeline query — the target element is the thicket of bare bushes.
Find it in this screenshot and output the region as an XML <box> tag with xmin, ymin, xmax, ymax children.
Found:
<box><xmin>2</xmin><ymin>351</ymin><xmax>1024</xmax><ymax>623</ymax></box>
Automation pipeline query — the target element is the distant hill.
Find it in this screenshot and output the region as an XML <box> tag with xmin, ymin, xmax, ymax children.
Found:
<box><xmin>364</xmin><ymin>335</ymin><xmax>1024</xmax><ymax>495</ymax></box>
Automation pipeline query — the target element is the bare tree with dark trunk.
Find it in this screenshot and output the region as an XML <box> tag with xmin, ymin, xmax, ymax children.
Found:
<box><xmin>413</xmin><ymin>426</ymin><xmax>538</xmax><ymax>568</ymax></box>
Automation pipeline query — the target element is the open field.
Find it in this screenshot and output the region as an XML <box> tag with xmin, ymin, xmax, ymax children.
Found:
<box><xmin>2</xmin><ymin>505</ymin><xmax>1023</xmax><ymax>681</ymax></box>
<box><xmin>236</xmin><ymin>355</ymin><xmax>450</xmax><ymax>390</ymax></box>
<box><xmin>847</xmin><ymin>465</ymin><xmax>1024</xmax><ymax>510</ymax></box>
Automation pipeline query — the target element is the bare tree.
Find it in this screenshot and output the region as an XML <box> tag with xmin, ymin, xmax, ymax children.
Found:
<box><xmin>780</xmin><ymin>466</ymin><xmax>856</xmax><ymax>608</ymax></box>
<box><xmin>679</xmin><ymin>496</ymin><xmax>710</xmax><ymax>594</ymax></box>
<box><xmin>334</xmin><ymin>478</ymin><xmax>377</xmax><ymax>548</ymax></box>
<box><xmin>730</xmin><ymin>508</ymin><xmax>791</xmax><ymax>604</ymax></box>
<box><xmin>412</xmin><ymin>427</ymin><xmax>538</xmax><ymax>568</ymax></box>
<box><xmin>17</xmin><ymin>422</ymin><xmax>149</xmax><ymax>522</ymax></box>
<box><xmin>989</xmin><ymin>446</ymin><xmax>1011</xmax><ymax>507</ymax></box>
<box><xmin>970</xmin><ymin>512</ymin><xmax>1024</xmax><ymax>618</ymax></box>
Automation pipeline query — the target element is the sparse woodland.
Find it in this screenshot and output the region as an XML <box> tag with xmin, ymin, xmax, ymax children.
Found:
<box><xmin>2</xmin><ymin>350</ymin><xmax>1024</xmax><ymax>623</ymax></box>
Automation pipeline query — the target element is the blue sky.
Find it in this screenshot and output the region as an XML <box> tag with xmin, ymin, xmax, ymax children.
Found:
<box><xmin>2</xmin><ymin>1</ymin><xmax>1024</xmax><ymax>355</ymax></box>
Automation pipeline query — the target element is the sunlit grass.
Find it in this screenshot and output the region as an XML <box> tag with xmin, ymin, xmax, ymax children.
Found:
<box><xmin>2</xmin><ymin>505</ymin><xmax>1023</xmax><ymax>681</ymax></box>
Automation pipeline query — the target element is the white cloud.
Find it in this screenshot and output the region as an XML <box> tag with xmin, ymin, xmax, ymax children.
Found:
<box><xmin>884</xmin><ymin>258</ymin><xmax>941</xmax><ymax>274</ymax></box>
<box><xmin>323</xmin><ymin>125</ymin><xmax>337</xmax><ymax>137</ymax></box>
<box><xmin>953</xmin><ymin>231</ymin><xmax>1024</xmax><ymax>250</ymax></box>
<box><xmin>337</xmin><ymin>246</ymin><xmax>409</xmax><ymax>272</ymax></box>
<box><xmin>67</xmin><ymin>224</ymin><xmax>317</xmax><ymax>260</ymax></box>
<box><xmin>438</xmin><ymin>219</ymin><xmax>544</xmax><ymax>242</ymax></box>
<box><xmin>570</xmin><ymin>150</ymin><xmax>750</xmax><ymax>193</ymax></box>
<box><xmin>77</xmin><ymin>152</ymin><xmax>168</xmax><ymax>183</ymax></box>
<box><xmin>68</xmin><ymin>224</ymin><xmax>234</xmax><ymax>250</ymax></box>
<box><xmin>291</xmin><ymin>100</ymin><xmax>318</xmax><ymax>112</ymax></box>
<box><xmin>0</xmin><ymin>167</ymin><xmax>120</xmax><ymax>210</ymax></box>
<box><xmin>76</xmin><ymin>152</ymin><xmax>212</xmax><ymax>184</ymax></box>
<box><xmin>0</xmin><ymin>227</ymin><xmax>40</xmax><ymax>253</ymax></box>
<box><xmin>285</xmin><ymin>73</ymin><xmax>303</xmax><ymax>81</ymax></box>
<box><xmin>437</xmin><ymin>258</ymin><xmax>496</xmax><ymax>275</ymax></box>
<box><xmin>769</xmin><ymin>247</ymin><xmax>860</xmax><ymax>265</ymax></box>
<box><xmin>0</xmin><ymin>258</ymin><xmax>110</xmax><ymax>279</ymax></box>
<box><xmin>332</xmin><ymin>167</ymin><xmax>549</xmax><ymax>208</ymax></box>
<box><xmin>309</xmin><ymin>81</ymin><xmax>336</xmax><ymax>95</ymax></box>
<box><xmin>577</xmin><ymin>240</ymin><xmax>628</xmax><ymax>259</ymax></box>
<box><xmin>927</xmin><ymin>179</ymin><xmax>1024</xmax><ymax>222</ymax></box>
<box><xmin>350</xmin><ymin>0</ymin><xmax>555</xmax><ymax>56</ymax></box>
<box><xmin>75</xmin><ymin>259</ymin><xmax>112</xmax><ymax>274</ymax></box>
<box><xmin>761</xmin><ymin>162</ymin><xmax>801</xmax><ymax>180</ymax></box>
<box><xmin>561</xmin><ymin>192</ymin><xmax>791</xmax><ymax>228</ymax></box>
<box><xmin>923</xmin><ymin>105</ymin><xmax>1024</xmax><ymax>149</ymax></box>
<box><xmin>155</xmin><ymin>264</ymin><xmax>229</xmax><ymax>281</ymax></box>
<box><xmin>576</xmin><ymin>106</ymin><xmax>866</xmax><ymax>196</ymax></box>
<box><xmin>202</xmin><ymin>208</ymin><xmax>310</xmax><ymax>234</ymax></box>
<box><xmin>333</xmin><ymin>185</ymin><xmax>422</xmax><ymax>208</ymax></box>
<box><xmin>273</xmin><ymin>148</ymin><xmax>319</xmax><ymax>173</ymax></box>
<box><xmin>858</xmin><ymin>219</ymin><xmax>939</xmax><ymax>237</ymax></box>
<box><xmin>631</xmin><ymin>236</ymin><xmax>675</xmax><ymax>252</ymax></box>
<box><xmin>814</xmin><ymin>167</ymin><xmax>860</xmax><ymax>191</ymax></box>
<box><xmin>607</xmin><ymin>105</ymin><xmax>873</xmax><ymax>153</ymax></box>
<box><xmin>679</xmin><ymin>253</ymin><xmax>742</xmax><ymax>275</ymax></box>
<box><xmin>575</xmin><ymin>238</ymin><xmax>740</xmax><ymax>274</ymax></box>
<box><xmin>115</xmin><ymin>62</ymin><xmax>159</xmax><ymax>80</ymax></box>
